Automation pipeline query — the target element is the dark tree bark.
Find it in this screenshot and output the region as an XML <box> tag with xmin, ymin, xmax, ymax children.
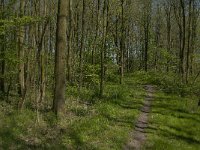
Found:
<box><xmin>92</xmin><ymin>0</ymin><xmax>100</xmax><ymax>65</ymax></box>
<box><xmin>79</xmin><ymin>0</ymin><xmax>86</xmax><ymax>91</ymax></box>
<box><xmin>190</xmin><ymin>0</ymin><xmax>198</xmax><ymax>75</ymax></box>
<box><xmin>180</xmin><ymin>0</ymin><xmax>186</xmax><ymax>81</ymax></box>
<box><xmin>53</xmin><ymin>0</ymin><xmax>68</xmax><ymax>115</ymax></box>
<box><xmin>18</xmin><ymin>0</ymin><xmax>26</xmax><ymax>109</ymax></box>
<box><xmin>100</xmin><ymin>0</ymin><xmax>108</xmax><ymax>97</ymax></box>
<box><xmin>67</xmin><ymin>0</ymin><xmax>72</xmax><ymax>83</ymax></box>
<box><xmin>143</xmin><ymin>0</ymin><xmax>151</xmax><ymax>72</ymax></box>
<box><xmin>164</xmin><ymin>1</ymin><xmax>172</xmax><ymax>72</ymax></box>
<box><xmin>120</xmin><ymin>0</ymin><xmax>125</xmax><ymax>84</ymax></box>
<box><xmin>154</xmin><ymin>4</ymin><xmax>161</xmax><ymax>71</ymax></box>
<box><xmin>186</xmin><ymin>0</ymin><xmax>193</xmax><ymax>83</ymax></box>
<box><xmin>0</xmin><ymin>0</ymin><xmax>5</xmax><ymax>94</ymax></box>
<box><xmin>0</xmin><ymin>39</ymin><xmax>5</xmax><ymax>94</ymax></box>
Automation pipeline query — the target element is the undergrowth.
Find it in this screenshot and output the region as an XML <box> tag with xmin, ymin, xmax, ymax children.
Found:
<box><xmin>131</xmin><ymin>71</ymin><xmax>200</xmax><ymax>97</ymax></box>
<box><xmin>0</xmin><ymin>74</ymin><xmax>146</xmax><ymax>149</ymax></box>
<box><xmin>1</xmin><ymin>71</ymin><xmax>200</xmax><ymax>149</ymax></box>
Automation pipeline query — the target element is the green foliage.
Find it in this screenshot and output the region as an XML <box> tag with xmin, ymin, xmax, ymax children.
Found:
<box><xmin>83</xmin><ymin>64</ymin><xmax>100</xmax><ymax>88</ymax></box>
<box><xmin>106</xmin><ymin>64</ymin><xmax>120</xmax><ymax>83</ymax></box>
<box><xmin>0</xmin><ymin>16</ymin><xmax>42</xmax><ymax>35</ymax></box>
<box><xmin>66</xmin><ymin>85</ymin><xmax>97</xmax><ymax>104</ymax></box>
<box><xmin>128</xmin><ymin>71</ymin><xmax>152</xmax><ymax>85</ymax></box>
<box><xmin>105</xmin><ymin>84</ymin><xmax>129</xmax><ymax>101</ymax></box>
<box><xmin>132</xmin><ymin>71</ymin><xmax>199</xmax><ymax>97</ymax></box>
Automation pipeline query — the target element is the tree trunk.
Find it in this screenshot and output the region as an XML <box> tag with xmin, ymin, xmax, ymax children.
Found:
<box><xmin>0</xmin><ymin>0</ymin><xmax>5</xmax><ymax>94</ymax></box>
<box><xmin>180</xmin><ymin>0</ymin><xmax>186</xmax><ymax>82</ymax></box>
<box><xmin>79</xmin><ymin>0</ymin><xmax>86</xmax><ymax>91</ymax></box>
<box><xmin>143</xmin><ymin>1</ymin><xmax>151</xmax><ymax>72</ymax></box>
<box><xmin>190</xmin><ymin>0</ymin><xmax>197</xmax><ymax>75</ymax></box>
<box><xmin>67</xmin><ymin>0</ymin><xmax>72</xmax><ymax>83</ymax></box>
<box><xmin>18</xmin><ymin>0</ymin><xmax>26</xmax><ymax>109</ymax></box>
<box><xmin>144</xmin><ymin>18</ymin><xmax>150</xmax><ymax>72</ymax></box>
<box><xmin>164</xmin><ymin>1</ymin><xmax>172</xmax><ymax>72</ymax></box>
<box><xmin>92</xmin><ymin>0</ymin><xmax>100</xmax><ymax>65</ymax></box>
<box><xmin>100</xmin><ymin>0</ymin><xmax>108</xmax><ymax>97</ymax></box>
<box><xmin>186</xmin><ymin>0</ymin><xmax>192</xmax><ymax>83</ymax></box>
<box><xmin>120</xmin><ymin>0</ymin><xmax>125</xmax><ymax>84</ymax></box>
<box><xmin>53</xmin><ymin>0</ymin><xmax>68</xmax><ymax>115</ymax></box>
<box><xmin>0</xmin><ymin>39</ymin><xmax>5</xmax><ymax>94</ymax></box>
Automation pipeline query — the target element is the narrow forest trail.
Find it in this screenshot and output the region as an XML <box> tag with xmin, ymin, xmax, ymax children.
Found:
<box><xmin>124</xmin><ymin>85</ymin><xmax>155</xmax><ymax>150</ymax></box>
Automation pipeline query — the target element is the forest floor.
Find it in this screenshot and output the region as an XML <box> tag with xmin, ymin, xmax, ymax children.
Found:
<box><xmin>0</xmin><ymin>72</ymin><xmax>200</xmax><ymax>149</ymax></box>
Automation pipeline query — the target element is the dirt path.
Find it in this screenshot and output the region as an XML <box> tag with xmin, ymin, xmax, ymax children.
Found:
<box><xmin>124</xmin><ymin>85</ymin><xmax>155</xmax><ymax>150</ymax></box>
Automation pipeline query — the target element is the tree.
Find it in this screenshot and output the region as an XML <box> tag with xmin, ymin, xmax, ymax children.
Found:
<box><xmin>180</xmin><ymin>0</ymin><xmax>186</xmax><ymax>81</ymax></box>
<box><xmin>186</xmin><ymin>0</ymin><xmax>193</xmax><ymax>83</ymax></box>
<box><xmin>100</xmin><ymin>0</ymin><xmax>108</xmax><ymax>97</ymax></box>
<box><xmin>53</xmin><ymin>0</ymin><xmax>68</xmax><ymax>115</ymax></box>
<box><xmin>164</xmin><ymin>0</ymin><xmax>172</xmax><ymax>72</ymax></box>
<box><xmin>0</xmin><ymin>0</ymin><xmax>5</xmax><ymax>94</ymax></box>
<box><xmin>143</xmin><ymin>0</ymin><xmax>151</xmax><ymax>72</ymax></box>
<box><xmin>120</xmin><ymin>0</ymin><xmax>125</xmax><ymax>84</ymax></box>
<box><xmin>78</xmin><ymin>0</ymin><xmax>86</xmax><ymax>91</ymax></box>
<box><xmin>18</xmin><ymin>0</ymin><xmax>26</xmax><ymax>109</ymax></box>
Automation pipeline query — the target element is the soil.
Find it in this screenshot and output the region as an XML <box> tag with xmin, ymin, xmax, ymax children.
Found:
<box><xmin>124</xmin><ymin>85</ymin><xmax>155</xmax><ymax>150</ymax></box>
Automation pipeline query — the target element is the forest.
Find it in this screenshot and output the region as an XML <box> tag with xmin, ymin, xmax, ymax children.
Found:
<box><xmin>0</xmin><ymin>0</ymin><xmax>200</xmax><ymax>149</ymax></box>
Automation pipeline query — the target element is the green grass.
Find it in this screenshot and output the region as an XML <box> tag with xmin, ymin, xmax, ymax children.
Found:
<box><xmin>60</xmin><ymin>77</ymin><xmax>146</xmax><ymax>149</ymax></box>
<box><xmin>0</xmin><ymin>75</ymin><xmax>146</xmax><ymax>149</ymax></box>
<box><xmin>144</xmin><ymin>90</ymin><xmax>200</xmax><ymax>150</ymax></box>
<box><xmin>1</xmin><ymin>72</ymin><xmax>200</xmax><ymax>149</ymax></box>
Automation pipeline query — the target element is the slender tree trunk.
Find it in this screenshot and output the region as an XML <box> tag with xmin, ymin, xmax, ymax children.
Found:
<box><xmin>165</xmin><ymin>2</ymin><xmax>172</xmax><ymax>72</ymax></box>
<box><xmin>53</xmin><ymin>0</ymin><xmax>68</xmax><ymax>115</ymax></box>
<box><xmin>0</xmin><ymin>0</ymin><xmax>5</xmax><ymax>94</ymax></box>
<box><xmin>180</xmin><ymin>0</ymin><xmax>186</xmax><ymax>81</ymax></box>
<box><xmin>154</xmin><ymin>4</ymin><xmax>161</xmax><ymax>71</ymax></box>
<box><xmin>67</xmin><ymin>0</ymin><xmax>72</xmax><ymax>83</ymax></box>
<box><xmin>0</xmin><ymin>40</ymin><xmax>5</xmax><ymax>94</ymax></box>
<box><xmin>144</xmin><ymin>18</ymin><xmax>150</xmax><ymax>72</ymax></box>
<box><xmin>100</xmin><ymin>0</ymin><xmax>108</xmax><ymax>97</ymax></box>
<box><xmin>79</xmin><ymin>0</ymin><xmax>86</xmax><ymax>91</ymax></box>
<box><xmin>186</xmin><ymin>0</ymin><xmax>192</xmax><ymax>83</ymax></box>
<box><xmin>92</xmin><ymin>0</ymin><xmax>100</xmax><ymax>65</ymax></box>
<box><xmin>120</xmin><ymin>0</ymin><xmax>125</xmax><ymax>84</ymax></box>
<box><xmin>143</xmin><ymin>1</ymin><xmax>151</xmax><ymax>72</ymax></box>
<box><xmin>114</xmin><ymin>15</ymin><xmax>119</xmax><ymax>66</ymax></box>
<box><xmin>126</xmin><ymin>27</ymin><xmax>130</xmax><ymax>72</ymax></box>
<box><xmin>18</xmin><ymin>0</ymin><xmax>26</xmax><ymax>109</ymax></box>
<box><xmin>190</xmin><ymin>0</ymin><xmax>197</xmax><ymax>75</ymax></box>
<box><xmin>37</xmin><ymin>19</ymin><xmax>49</xmax><ymax>103</ymax></box>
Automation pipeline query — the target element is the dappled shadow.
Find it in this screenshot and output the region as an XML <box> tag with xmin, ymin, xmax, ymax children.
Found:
<box><xmin>67</xmin><ymin>129</ymin><xmax>97</xmax><ymax>150</ymax></box>
<box><xmin>146</xmin><ymin>124</ymin><xmax>200</xmax><ymax>145</ymax></box>
<box><xmin>67</xmin><ymin>129</ymin><xmax>84</xmax><ymax>148</ymax></box>
<box><xmin>118</xmin><ymin>101</ymin><xmax>144</xmax><ymax>111</ymax></box>
<box><xmin>152</xmin><ymin>109</ymin><xmax>200</xmax><ymax>123</ymax></box>
<box><xmin>99</xmin><ymin>99</ymin><xmax>146</xmax><ymax>127</ymax></box>
<box><xmin>145</xmin><ymin>93</ymin><xmax>200</xmax><ymax>147</ymax></box>
<box><xmin>151</xmin><ymin>94</ymin><xmax>200</xmax><ymax>123</ymax></box>
<box><xmin>152</xmin><ymin>101</ymin><xmax>200</xmax><ymax>122</ymax></box>
<box><xmin>0</xmin><ymin>129</ymin><xmax>41</xmax><ymax>149</ymax></box>
<box><xmin>101</xmin><ymin>113</ymin><xmax>135</xmax><ymax>127</ymax></box>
